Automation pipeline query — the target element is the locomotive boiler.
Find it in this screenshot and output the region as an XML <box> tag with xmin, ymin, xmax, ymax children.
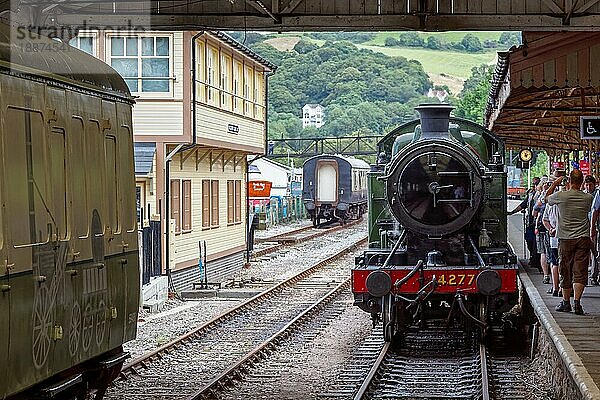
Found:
<box><xmin>352</xmin><ymin>104</ymin><xmax>519</xmax><ymax>341</ymax></box>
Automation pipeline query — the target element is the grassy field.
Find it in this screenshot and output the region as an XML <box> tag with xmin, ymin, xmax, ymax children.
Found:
<box><xmin>263</xmin><ymin>34</ymin><xmax>499</xmax><ymax>93</ymax></box>
<box><xmin>364</xmin><ymin>31</ymin><xmax>504</xmax><ymax>46</ymax></box>
<box><xmin>358</xmin><ymin>45</ymin><xmax>497</xmax><ymax>79</ymax></box>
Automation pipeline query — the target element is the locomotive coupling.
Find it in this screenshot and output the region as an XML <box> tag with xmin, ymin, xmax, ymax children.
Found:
<box><xmin>365</xmin><ymin>270</ymin><xmax>393</xmax><ymax>297</ymax></box>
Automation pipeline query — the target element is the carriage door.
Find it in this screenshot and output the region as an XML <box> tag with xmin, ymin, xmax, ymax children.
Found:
<box><xmin>316</xmin><ymin>161</ymin><xmax>338</xmax><ymax>203</ymax></box>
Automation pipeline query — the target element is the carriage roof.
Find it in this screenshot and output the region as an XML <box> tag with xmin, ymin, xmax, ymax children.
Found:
<box><xmin>304</xmin><ymin>154</ymin><xmax>369</xmax><ymax>170</ymax></box>
<box><xmin>0</xmin><ymin>22</ymin><xmax>131</xmax><ymax>100</ymax></box>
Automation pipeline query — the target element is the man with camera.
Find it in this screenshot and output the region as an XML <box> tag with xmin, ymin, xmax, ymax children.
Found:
<box><xmin>545</xmin><ymin>169</ymin><xmax>593</xmax><ymax>315</ymax></box>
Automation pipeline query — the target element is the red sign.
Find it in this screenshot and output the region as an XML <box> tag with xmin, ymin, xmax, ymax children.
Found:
<box><xmin>580</xmin><ymin>160</ymin><xmax>591</xmax><ymax>176</ymax></box>
<box><xmin>552</xmin><ymin>161</ymin><xmax>565</xmax><ymax>169</ymax></box>
<box><xmin>248</xmin><ymin>180</ymin><xmax>272</xmax><ymax>198</ymax></box>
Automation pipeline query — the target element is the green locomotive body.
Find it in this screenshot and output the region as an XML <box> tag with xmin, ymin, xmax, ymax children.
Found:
<box><xmin>0</xmin><ymin>24</ymin><xmax>139</xmax><ymax>398</ymax></box>
<box><xmin>353</xmin><ymin>105</ymin><xmax>519</xmax><ymax>342</ymax></box>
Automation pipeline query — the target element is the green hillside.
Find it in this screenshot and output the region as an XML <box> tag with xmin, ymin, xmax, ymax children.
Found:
<box><xmin>358</xmin><ymin>45</ymin><xmax>497</xmax><ymax>79</ymax></box>
<box><xmin>364</xmin><ymin>31</ymin><xmax>502</xmax><ymax>46</ymax></box>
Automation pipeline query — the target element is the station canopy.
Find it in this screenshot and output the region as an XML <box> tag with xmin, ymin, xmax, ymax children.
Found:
<box><xmin>486</xmin><ymin>31</ymin><xmax>600</xmax><ymax>153</ymax></box>
<box><xmin>5</xmin><ymin>1</ymin><xmax>600</xmax><ymax>31</ymax></box>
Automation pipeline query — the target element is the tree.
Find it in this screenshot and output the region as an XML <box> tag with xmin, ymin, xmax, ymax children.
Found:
<box><xmin>384</xmin><ymin>37</ymin><xmax>399</xmax><ymax>47</ymax></box>
<box><xmin>499</xmin><ymin>32</ymin><xmax>522</xmax><ymax>48</ymax></box>
<box><xmin>293</xmin><ymin>40</ymin><xmax>319</xmax><ymax>54</ymax></box>
<box><xmin>461</xmin><ymin>33</ymin><xmax>483</xmax><ymax>52</ymax></box>
<box><xmin>426</xmin><ymin>36</ymin><xmax>442</xmax><ymax>50</ymax></box>
<box><xmin>398</xmin><ymin>32</ymin><xmax>425</xmax><ymax>47</ymax></box>
<box><xmin>453</xmin><ymin>64</ymin><xmax>494</xmax><ymax>123</ymax></box>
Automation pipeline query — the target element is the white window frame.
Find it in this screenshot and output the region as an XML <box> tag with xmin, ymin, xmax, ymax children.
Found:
<box><xmin>107</xmin><ymin>33</ymin><xmax>174</xmax><ymax>98</ymax></box>
<box><xmin>69</xmin><ymin>31</ymin><xmax>98</xmax><ymax>56</ymax></box>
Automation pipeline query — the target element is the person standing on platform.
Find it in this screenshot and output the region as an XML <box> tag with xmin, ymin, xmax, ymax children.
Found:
<box><xmin>543</xmin><ymin>181</ymin><xmax>562</xmax><ymax>297</ymax></box>
<box><xmin>509</xmin><ymin>176</ymin><xmax>542</xmax><ymax>270</ymax></box>
<box><xmin>534</xmin><ymin>179</ymin><xmax>551</xmax><ymax>284</ymax></box>
<box><xmin>545</xmin><ymin>170</ymin><xmax>593</xmax><ymax>315</ymax></box>
<box><xmin>585</xmin><ymin>175</ymin><xmax>599</xmax><ymax>285</ymax></box>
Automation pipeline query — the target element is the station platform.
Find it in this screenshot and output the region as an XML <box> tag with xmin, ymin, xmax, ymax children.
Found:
<box><xmin>508</xmin><ymin>209</ymin><xmax>600</xmax><ymax>399</ymax></box>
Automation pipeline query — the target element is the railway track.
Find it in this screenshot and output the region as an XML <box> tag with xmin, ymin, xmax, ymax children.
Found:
<box><xmin>252</xmin><ymin>219</ymin><xmax>362</xmax><ymax>258</ymax></box>
<box><xmin>107</xmin><ymin>235</ymin><xmax>367</xmax><ymax>400</ymax></box>
<box><xmin>347</xmin><ymin>329</ymin><xmax>533</xmax><ymax>400</ymax></box>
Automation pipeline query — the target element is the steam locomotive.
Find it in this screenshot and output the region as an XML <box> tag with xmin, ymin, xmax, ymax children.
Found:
<box><xmin>351</xmin><ymin>104</ymin><xmax>519</xmax><ymax>341</ymax></box>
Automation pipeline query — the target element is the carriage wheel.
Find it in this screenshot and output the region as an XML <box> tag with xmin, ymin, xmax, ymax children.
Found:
<box><xmin>382</xmin><ymin>294</ymin><xmax>396</xmax><ymax>342</ymax></box>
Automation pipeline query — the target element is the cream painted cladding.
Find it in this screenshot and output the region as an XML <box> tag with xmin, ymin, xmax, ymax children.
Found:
<box><xmin>169</xmin><ymin>149</ymin><xmax>247</xmax><ymax>273</ymax></box>
<box><xmin>195</xmin><ymin>106</ymin><xmax>264</xmax><ymax>153</ymax></box>
<box><xmin>70</xmin><ymin>30</ymin><xmax>273</xmax><ymax>289</ymax></box>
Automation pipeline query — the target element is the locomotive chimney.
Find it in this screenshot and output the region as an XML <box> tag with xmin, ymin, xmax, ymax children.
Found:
<box><xmin>415</xmin><ymin>104</ymin><xmax>454</xmax><ymax>139</ymax></box>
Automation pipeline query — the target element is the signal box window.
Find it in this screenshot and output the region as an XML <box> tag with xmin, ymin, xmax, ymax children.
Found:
<box><xmin>69</xmin><ymin>34</ymin><xmax>96</xmax><ymax>55</ymax></box>
<box><xmin>110</xmin><ymin>35</ymin><xmax>171</xmax><ymax>93</ymax></box>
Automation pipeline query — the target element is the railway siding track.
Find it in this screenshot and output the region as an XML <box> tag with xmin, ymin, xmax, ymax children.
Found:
<box><xmin>187</xmin><ymin>279</ymin><xmax>351</xmax><ymax>400</ymax></box>
<box><xmin>252</xmin><ymin>219</ymin><xmax>362</xmax><ymax>258</ymax></box>
<box><xmin>109</xmin><ymin>235</ymin><xmax>367</xmax><ymax>400</ymax></box>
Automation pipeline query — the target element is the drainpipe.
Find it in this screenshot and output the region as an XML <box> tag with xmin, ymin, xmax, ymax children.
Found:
<box><xmin>164</xmin><ymin>143</ymin><xmax>185</xmax><ymax>288</ymax></box>
<box><xmin>191</xmin><ymin>30</ymin><xmax>205</xmax><ymax>145</ymax></box>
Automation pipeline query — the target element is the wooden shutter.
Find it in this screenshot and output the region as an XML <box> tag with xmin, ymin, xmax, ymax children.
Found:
<box><xmin>202</xmin><ymin>179</ymin><xmax>210</xmax><ymax>228</ymax></box>
<box><xmin>182</xmin><ymin>180</ymin><xmax>191</xmax><ymax>231</ymax></box>
<box><xmin>211</xmin><ymin>180</ymin><xmax>219</xmax><ymax>226</ymax></box>
<box><xmin>227</xmin><ymin>180</ymin><xmax>234</xmax><ymax>224</ymax></box>
<box><xmin>170</xmin><ymin>180</ymin><xmax>180</xmax><ymax>233</ymax></box>
<box><xmin>235</xmin><ymin>180</ymin><xmax>242</xmax><ymax>223</ymax></box>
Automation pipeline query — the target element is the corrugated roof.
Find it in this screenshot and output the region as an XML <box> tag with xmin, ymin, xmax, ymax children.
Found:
<box><xmin>134</xmin><ymin>143</ymin><xmax>156</xmax><ymax>175</ymax></box>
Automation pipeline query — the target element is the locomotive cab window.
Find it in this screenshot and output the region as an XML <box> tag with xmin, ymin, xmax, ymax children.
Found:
<box><xmin>398</xmin><ymin>152</ymin><xmax>472</xmax><ymax>226</ymax></box>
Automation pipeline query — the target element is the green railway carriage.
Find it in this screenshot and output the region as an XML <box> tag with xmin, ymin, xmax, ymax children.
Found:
<box><xmin>0</xmin><ymin>23</ymin><xmax>139</xmax><ymax>398</ymax></box>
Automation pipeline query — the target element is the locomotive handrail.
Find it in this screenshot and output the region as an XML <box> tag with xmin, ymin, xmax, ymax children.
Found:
<box><xmin>380</xmin><ymin>229</ymin><xmax>407</xmax><ymax>269</ymax></box>
<box><xmin>467</xmin><ymin>236</ymin><xmax>486</xmax><ymax>268</ymax></box>
<box><xmin>393</xmin><ymin>259</ymin><xmax>424</xmax><ymax>289</ymax></box>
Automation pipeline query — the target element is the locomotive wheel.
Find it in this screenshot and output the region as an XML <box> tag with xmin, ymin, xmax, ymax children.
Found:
<box><xmin>382</xmin><ymin>294</ymin><xmax>396</xmax><ymax>342</ymax></box>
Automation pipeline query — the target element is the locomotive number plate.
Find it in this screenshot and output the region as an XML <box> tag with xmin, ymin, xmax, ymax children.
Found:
<box><xmin>436</xmin><ymin>273</ymin><xmax>476</xmax><ymax>286</ymax></box>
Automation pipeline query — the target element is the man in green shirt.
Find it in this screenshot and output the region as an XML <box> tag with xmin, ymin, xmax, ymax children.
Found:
<box><xmin>545</xmin><ymin>169</ymin><xmax>593</xmax><ymax>315</ymax></box>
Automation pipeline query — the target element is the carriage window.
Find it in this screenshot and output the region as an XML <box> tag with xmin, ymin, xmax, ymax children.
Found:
<box><xmin>119</xmin><ymin>126</ymin><xmax>136</xmax><ymax>233</ymax></box>
<box><xmin>5</xmin><ymin>108</ymin><xmax>49</xmax><ymax>246</ymax></box>
<box><xmin>105</xmin><ymin>135</ymin><xmax>119</xmax><ymax>233</ymax></box>
<box><xmin>49</xmin><ymin>128</ymin><xmax>68</xmax><ymax>239</ymax></box>
<box><xmin>86</xmin><ymin>121</ymin><xmax>104</xmax><ymax>230</ymax></box>
<box><xmin>70</xmin><ymin>118</ymin><xmax>88</xmax><ymax>238</ymax></box>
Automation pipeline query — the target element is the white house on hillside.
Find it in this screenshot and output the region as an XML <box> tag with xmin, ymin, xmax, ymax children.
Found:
<box><xmin>302</xmin><ymin>104</ymin><xmax>324</xmax><ymax>128</ymax></box>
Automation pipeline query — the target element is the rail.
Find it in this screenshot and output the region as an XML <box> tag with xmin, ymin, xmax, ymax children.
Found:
<box><xmin>187</xmin><ymin>279</ymin><xmax>352</xmax><ymax>399</ymax></box>
<box><xmin>252</xmin><ymin>218</ymin><xmax>362</xmax><ymax>258</ymax></box>
<box><xmin>118</xmin><ymin>235</ymin><xmax>368</xmax><ymax>380</ymax></box>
